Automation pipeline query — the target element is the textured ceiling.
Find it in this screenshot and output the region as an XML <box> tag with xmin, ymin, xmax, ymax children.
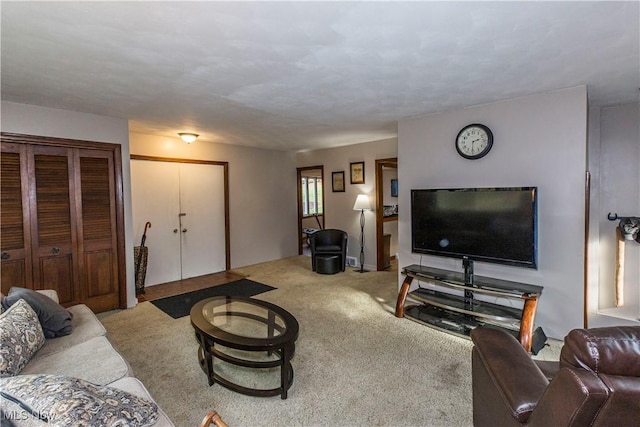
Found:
<box><xmin>1</xmin><ymin>2</ymin><xmax>638</xmax><ymax>151</ymax></box>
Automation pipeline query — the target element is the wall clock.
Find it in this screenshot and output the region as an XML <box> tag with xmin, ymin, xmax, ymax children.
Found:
<box><xmin>455</xmin><ymin>124</ymin><xmax>493</xmax><ymax>159</ymax></box>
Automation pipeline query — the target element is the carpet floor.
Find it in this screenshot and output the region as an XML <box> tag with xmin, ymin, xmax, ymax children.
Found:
<box><xmin>150</xmin><ymin>278</ymin><xmax>276</xmax><ymax>318</ymax></box>
<box><xmin>100</xmin><ymin>256</ymin><xmax>560</xmax><ymax>427</ymax></box>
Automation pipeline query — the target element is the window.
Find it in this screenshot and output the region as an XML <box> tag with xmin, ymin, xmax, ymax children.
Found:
<box><xmin>301</xmin><ymin>176</ymin><xmax>323</xmax><ymax>216</ymax></box>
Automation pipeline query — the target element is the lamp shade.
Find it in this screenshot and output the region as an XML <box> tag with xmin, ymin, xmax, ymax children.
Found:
<box><xmin>178</xmin><ymin>133</ymin><xmax>199</xmax><ymax>143</ymax></box>
<box><xmin>353</xmin><ymin>194</ymin><xmax>371</xmax><ymax>211</ymax></box>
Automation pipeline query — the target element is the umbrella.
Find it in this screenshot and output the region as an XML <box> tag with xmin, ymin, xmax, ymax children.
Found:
<box><xmin>134</xmin><ymin>221</ymin><xmax>151</xmax><ymax>295</ymax></box>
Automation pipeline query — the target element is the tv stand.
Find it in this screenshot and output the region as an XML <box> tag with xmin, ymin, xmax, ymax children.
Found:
<box><xmin>395</xmin><ymin>264</ymin><xmax>543</xmax><ymax>352</ymax></box>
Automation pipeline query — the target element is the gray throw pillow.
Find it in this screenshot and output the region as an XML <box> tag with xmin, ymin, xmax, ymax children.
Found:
<box><xmin>0</xmin><ymin>374</ymin><xmax>159</xmax><ymax>426</ymax></box>
<box><xmin>2</xmin><ymin>288</ymin><xmax>73</xmax><ymax>338</ymax></box>
<box><xmin>0</xmin><ymin>299</ymin><xmax>46</xmax><ymax>376</ymax></box>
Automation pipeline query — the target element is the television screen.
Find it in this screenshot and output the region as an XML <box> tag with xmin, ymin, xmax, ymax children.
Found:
<box><xmin>411</xmin><ymin>187</ymin><xmax>537</xmax><ymax>268</ymax></box>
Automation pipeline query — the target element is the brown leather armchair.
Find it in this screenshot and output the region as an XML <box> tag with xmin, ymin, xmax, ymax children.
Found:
<box><xmin>471</xmin><ymin>326</ymin><xmax>640</xmax><ymax>427</ymax></box>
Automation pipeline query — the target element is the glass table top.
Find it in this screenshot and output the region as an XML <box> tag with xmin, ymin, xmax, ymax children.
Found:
<box><xmin>201</xmin><ymin>298</ymin><xmax>287</xmax><ymax>340</ymax></box>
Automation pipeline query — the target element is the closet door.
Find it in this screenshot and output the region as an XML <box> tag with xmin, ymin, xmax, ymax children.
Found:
<box><xmin>0</xmin><ymin>142</ymin><xmax>32</xmax><ymax>292</ymax></box>
<box><xmin>130</xmin><ymin>160</ymin><xmax>182</xmax><ymax>286</ymax></box>
<box><xmin>179</xmin><ymin>163</ymin><xmax>226</xmax><ymax>279</ymax></box>
<box><xmin>77</xmin><ymin>150</ymin><xmax>120</xmax><ymax>311</ymax></box>
<box><xmin>29</xmin><ymin>145</ymin><xmax>79</xmax><ymax>305</ymax></box>
<box><xmin>1</xmin><ymin>134</ymin><xmax>125</xmax><ymax>312</ymax></box>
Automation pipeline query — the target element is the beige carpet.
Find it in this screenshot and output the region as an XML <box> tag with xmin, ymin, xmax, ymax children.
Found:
<box><xmin>100</xmin><ymin>256</ymin><xmax>559</xmax><ymax>427</ymax></box>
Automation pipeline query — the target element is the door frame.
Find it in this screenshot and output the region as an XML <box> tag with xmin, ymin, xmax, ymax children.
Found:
<box><xmin>130</xmin><ymin>155</ymin><xmax>231</xmax><ymax>271</ymax></box>
<box><xmin>375</xmin><ymin>158</ymin><xmax>397</xmax><ymax>270</ymax></box>
<box><xmin>297</xmin><ymin>165</ymin><xmax>325</xmax><ymax>254</ymax></box>
<box><xmin>1</xmin><ymin>132</ymin><xmax>128</xmax><ymax>308</ymax></box>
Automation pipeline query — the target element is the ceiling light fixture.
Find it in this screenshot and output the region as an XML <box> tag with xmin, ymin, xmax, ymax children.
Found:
<box><xmin>178</xmin><ymin>133</ymin><xmax>199</xmax><ymax>144</ymax></box>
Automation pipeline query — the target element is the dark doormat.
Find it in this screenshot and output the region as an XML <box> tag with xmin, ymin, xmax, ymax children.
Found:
<box><xmin>150</xmin><ymin>279</ymin><xmax>276</xmax><ymax>319</ymax></box>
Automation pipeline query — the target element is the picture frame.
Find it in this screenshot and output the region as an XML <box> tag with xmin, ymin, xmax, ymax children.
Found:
<box><xmin>332</xmin><ymin>171</ymin><xmax>345</xmax><ymax>192</ymax></box>
<box><xmin>391</xmin><ymin>179</ymin><xmax>398</xmax><ymax>197</ymax></box>
<box><xmin>350</xmin><ymin>161</ymin><xmax>365</xmax><ymax>184</ymax></box>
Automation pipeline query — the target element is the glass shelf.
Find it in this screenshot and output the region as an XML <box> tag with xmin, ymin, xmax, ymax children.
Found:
<box><xmin>404</xmin><ymin>304</ymin><xmax>521</xmax><ymax>339</ymax></box>
<box><xmin>409</xmin><ymin>287</ymin><xmax>523</xmax><ymax>323</ymax></box>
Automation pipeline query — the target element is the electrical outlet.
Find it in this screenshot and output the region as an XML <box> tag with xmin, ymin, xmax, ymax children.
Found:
<box><xmin>346</xmin><ymin>256</ymin><xmax>357</xmax><ymax>267</ymax></box>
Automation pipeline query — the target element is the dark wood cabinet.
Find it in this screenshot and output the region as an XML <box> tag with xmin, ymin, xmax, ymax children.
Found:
<box><xmin>1</xmin><ymin>134</ymin><xmax>125</xmax><ymax>312</ymax></box>
<box><xmin>383</xmin><ymin>234</ymin><xmax>391</xmax><ymax>270</ymax></box>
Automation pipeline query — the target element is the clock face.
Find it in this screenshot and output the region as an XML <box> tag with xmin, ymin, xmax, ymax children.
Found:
<box><xmin>456</xmin><ymin>124</ymin><xmax>493</xmax><ymax>159</ymax></box>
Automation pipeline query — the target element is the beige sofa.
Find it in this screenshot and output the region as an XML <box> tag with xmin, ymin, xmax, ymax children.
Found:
<box><xmin>1</xmin><ymin>290</ymin><xmax>173</xmax><ymax>426</ymax></box>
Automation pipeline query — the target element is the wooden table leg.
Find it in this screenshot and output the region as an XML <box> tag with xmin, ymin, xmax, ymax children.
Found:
<box><xmin>519</xmin><ymin>295</ymin><xmax>539</xmax><ymax>353</ymax></box>
<box><xmin>395</xmin><ymin>275</ymin><xmax>414</xmax><ymax>317</ymax></box>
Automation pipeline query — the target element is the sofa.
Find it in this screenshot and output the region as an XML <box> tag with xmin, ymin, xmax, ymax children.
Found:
<box><xmin>471</xmin><ymin>325</ymin><xmax>640</xmax><ymax>427</ymax></box>
<box><xmin>0</xmin><ymin>288</ymin><xmax>173</xmax><ymax>426</ymax></box>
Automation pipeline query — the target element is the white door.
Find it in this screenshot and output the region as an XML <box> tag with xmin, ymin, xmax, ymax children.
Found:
<box><xmin>130</xmin><ymin>160</ymin><xmax>226</xmax><ymax>286</ymax></box>
<box><xmin>178</xmin><ymin>163</ymin><xmax>226</xmax><ymax>279</ymax></box>
<box><xmin>131</xmin><ymin>160</ymin><xmax>182</xmax><ymax>286</ymax></box>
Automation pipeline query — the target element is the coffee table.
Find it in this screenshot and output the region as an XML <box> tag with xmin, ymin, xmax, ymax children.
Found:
<box><xmin>190</xmin><ymin>296</ymin><xmax>299</xmax><ymax>399</ymax></box>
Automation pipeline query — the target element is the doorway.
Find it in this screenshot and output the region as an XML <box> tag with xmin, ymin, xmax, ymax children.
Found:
<box><xmin>375</xmin><ymin>158</ymin><xmax>398</xmax><ymax>270</ymax></box>
<box><xmin>297</xmin><ymin>166</ymin><xmax>325</xmax><ymax>255</ymax></box>
<box><xmin>130</xmin><ymin>156</ymin><xmax>230</xmax><ymax>287</ymax></box>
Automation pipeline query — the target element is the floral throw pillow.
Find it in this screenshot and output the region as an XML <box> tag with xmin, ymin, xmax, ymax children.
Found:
<box><xmin>0</xmin><ymin>375</ymin><xmax>159</xmax><ymax>427</ymax></box>
<box><xmin>0</xmin><ymin>298</ymin><xmax>46</xmax><ymax>376</ymax></box>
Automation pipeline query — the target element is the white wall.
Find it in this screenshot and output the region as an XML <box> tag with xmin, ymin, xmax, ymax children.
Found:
<box><xmin>297</xmin><ymin>138</ymin><xmax>398</xmax><ymax>270</ymax></box>
<box><xmin>0</xmin><ymin>101</ymin><xmax>137</xmax><ymax>307</ymax></box>
<box><xmin>129</xmin><ymin>133</ymin><xmax>299</xmax><ymax>270</ymax></box>
<box><xmin>589</xmin><ymin>102</ymin><xmax>640</xmax><ymax>326</ymax></box>
<box><xmin>398</xmin><ymin>87</ymin><xmax>588</xmax><ymax>339</ymax></box>
<box><xmin>1</xmin><ymin>102</ymin><xmax>299</xmax><ymax>307</ymax></box>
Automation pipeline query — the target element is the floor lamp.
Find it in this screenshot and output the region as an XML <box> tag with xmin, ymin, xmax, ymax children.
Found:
<box><xmin>353</xmin><ymin>194</ymin><xmax>371</xmax><ymax>273</ymax></box>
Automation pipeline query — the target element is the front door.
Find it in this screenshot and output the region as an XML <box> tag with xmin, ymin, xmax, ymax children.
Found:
<box><xmin>130</xmin><ymin>159</ymin><xmax>228</xmax><ymax>286</ymax></box>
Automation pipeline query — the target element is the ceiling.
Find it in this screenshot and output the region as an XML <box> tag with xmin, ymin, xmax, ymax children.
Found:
<box><xmin>2</xmin><ymin>1</ymin><xmax>638</xmax><ymax>152</ymax></box>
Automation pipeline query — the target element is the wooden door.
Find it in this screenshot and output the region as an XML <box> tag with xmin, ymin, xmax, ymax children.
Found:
<box><xmin>0</xmin><ymin>142</ymin><xmax>32</xmax><ymax>292</ymax></box>
<box><xmin>29</xmin><ymin>145</ymin><xmax>79</xmax><ymax>305</ymax></box>
<box><xmin>77</xmin><ymin>150</ymin><xmax>120</xmax><ymax>312</ymax></box>
<box><xmin>1</xmin><ymin>134</ymin><xmax>125</xmax><ymax>312</ymax></box>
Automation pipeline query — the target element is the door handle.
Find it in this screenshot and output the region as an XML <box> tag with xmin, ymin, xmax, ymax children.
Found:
<box><xmin>51</xmin><ymin>247</ymin><xmax>61</xmax><ymax>255</ymax></box>
<box><xmin>1</xmin><ymin>252</ymin><xmax>9</xmax><ymax>260</ymax></box>
<box><xmin>182</xmin><ymin>228</ymin><xmax>188</xmax><ymax>233</ymax></box>
<box><xmin>173</xmin><ymin>229</ymin><xmax>179</xmax><ymax>233</ymax></box>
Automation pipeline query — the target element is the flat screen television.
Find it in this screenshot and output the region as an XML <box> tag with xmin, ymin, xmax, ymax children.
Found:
<box><xmin>411</xmin><ymin>187</ymin><xmax>538</xmax><ymax>269</ymax></box>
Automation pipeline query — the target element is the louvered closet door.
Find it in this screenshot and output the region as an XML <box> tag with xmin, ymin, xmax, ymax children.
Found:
<box><xmin>0</xmin><ymin>142</ymin><xmax>32</xmax><ymax>292</ymax></box>
<box><xmin>77</xmin><ymin>150</ymin><xmax>120</xmax><ymax>311</ymax></box>
<box><xmin>29</xmin><ymin>145</ymin><xmax>79</xmax><ymax>305</ymax></box>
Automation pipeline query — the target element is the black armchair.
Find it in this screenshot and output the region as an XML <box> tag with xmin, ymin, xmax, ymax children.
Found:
<box><xmin>310</xmin><ymin>229</ymin><xmax>348</xmax><ymax>273</ymax></box>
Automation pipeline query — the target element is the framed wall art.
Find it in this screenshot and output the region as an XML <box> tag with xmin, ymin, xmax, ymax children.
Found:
<box><xmin>332</xmin><ymin>171</ymin><xmax>345</xmax><ymax>192</ymax></box>
<box><xmin>350</xmin><ymin>161</ymin><xmax>365</xmax><ymax>184</ymax></box>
